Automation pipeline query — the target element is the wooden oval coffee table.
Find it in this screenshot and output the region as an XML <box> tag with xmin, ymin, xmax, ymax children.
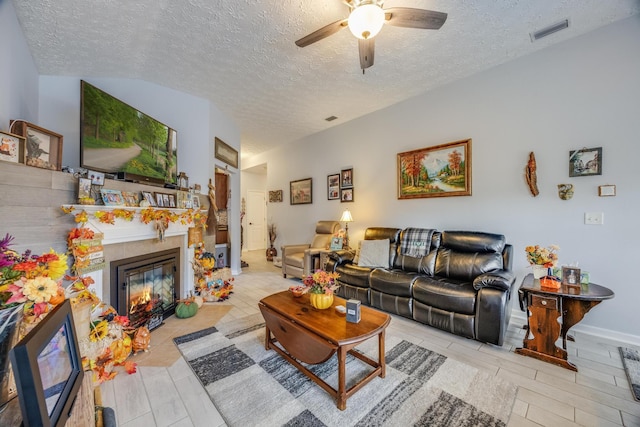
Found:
<box><xmin>259</xmin><ymin>291</ymin><xmax>390</xmax><ymax>410</ymax></box>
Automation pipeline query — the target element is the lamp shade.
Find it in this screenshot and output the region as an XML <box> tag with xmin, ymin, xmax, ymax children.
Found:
<box><xmin>348</xmin><ymin>3</ymin><xmax>385</xmax><ymax>39</ymax></box>
<box><xmin>340</xmin><ymin>209</ymin><xmax>354</xmax><ymax>222</ymax></box>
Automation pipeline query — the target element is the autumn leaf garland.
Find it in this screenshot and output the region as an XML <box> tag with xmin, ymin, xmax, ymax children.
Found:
<box><xmin>62</xmin><ymin>206</ymin><xmax>205</xmax><ymax>227</ymax></box>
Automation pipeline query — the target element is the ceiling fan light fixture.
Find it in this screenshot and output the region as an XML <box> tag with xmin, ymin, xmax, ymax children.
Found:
<box><xmin>348</xmin><ymin>3</ymin><xmax>385</xmax><ymax>39</ymax></box>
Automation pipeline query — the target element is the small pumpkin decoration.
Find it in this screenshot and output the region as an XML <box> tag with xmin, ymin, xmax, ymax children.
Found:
<box><xmin>175</xmin><ymin>300</ymin><xmax>198</xmax><ymax>318</ymax></box>
<box><xmin>192</xmin><ymin>295</ymin><xmax>204</xmax><ymax>308</ymax></box>
<box><xmin>49</xmin><ymin>287</ymin><xmax>66</xmax><ymax>305</ymax></box>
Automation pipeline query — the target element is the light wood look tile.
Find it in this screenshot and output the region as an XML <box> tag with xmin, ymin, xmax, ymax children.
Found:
<box><xmin>99</xmin><ymin>250</ymin><xmax>639</xmax><ymax>427</ymax></box>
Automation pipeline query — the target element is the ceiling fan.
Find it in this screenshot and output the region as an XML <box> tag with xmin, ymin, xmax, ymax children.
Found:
<box><xmin>295</xmin><ymin>0</ymin><xmax>447</xmax><ymax>72</ymax></box>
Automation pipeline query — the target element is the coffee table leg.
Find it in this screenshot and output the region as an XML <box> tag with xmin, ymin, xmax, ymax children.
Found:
<box><xmin>379</xmin><ymin>329</ymin><xmax>386</xmax><ymax>378</ymax></box>
<box><xmin>264</xmin><ymin>325</ymin><xmax>271</xmax><ymax>350</ymax></box>
<box><xmin>337</xmin><ymin>346</ymin><xmax>347</xmax><ymax>410</ymax></box>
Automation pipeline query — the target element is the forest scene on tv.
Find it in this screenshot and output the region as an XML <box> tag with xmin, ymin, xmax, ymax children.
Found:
<box><xmin>81</xmin><ymin>81</ymin><xmax>177</xmax><ymax>183</ymax></box>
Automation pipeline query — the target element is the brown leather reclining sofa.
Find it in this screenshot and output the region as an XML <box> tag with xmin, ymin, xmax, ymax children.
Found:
<box><xmin>326</xmin><ymin>227</ymin><xmax>515</xmax><ymax>346</ymax></box>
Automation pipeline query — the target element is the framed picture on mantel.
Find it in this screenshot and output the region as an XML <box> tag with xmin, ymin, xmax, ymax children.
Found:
<box><xmin>0</xmin><ymin>132</ymin><xmax>25</xmax><ymax>164</ymax></box>
<box><xmin>10</xmin><ymin>120</ymin><xmax>63</xmax><ymax>171</ymax></box>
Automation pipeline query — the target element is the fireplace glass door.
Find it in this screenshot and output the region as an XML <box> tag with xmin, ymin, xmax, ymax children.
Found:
<box><xmin>112</xmin><ymin>249</ymin><xmax>180</xmax><ymax>330</ymax></box>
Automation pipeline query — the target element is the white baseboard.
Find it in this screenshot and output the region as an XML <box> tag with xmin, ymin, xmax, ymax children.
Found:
<box><xmin>510</xmin><ymin>310</ymin><xmax>640</xmax><ymax>347</ymax></box>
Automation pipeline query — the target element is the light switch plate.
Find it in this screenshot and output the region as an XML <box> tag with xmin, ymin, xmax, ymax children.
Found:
<box><xmin>585</xmin><ymin>212</ymin><xmax>604</xmax><ymax>225</ymax></box>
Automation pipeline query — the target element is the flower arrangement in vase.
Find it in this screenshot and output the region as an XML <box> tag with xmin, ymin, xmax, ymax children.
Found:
<box><xmin>289</xmin><ymin>270</ymin><xmax>340</xmax><ymax>309</ymax></box>
<box><xmin>0</xmin><ymin>234</ymin><xmax>71</xmax><ymax>407</ymax></box>
<box><xmin>525</xmin><ymin>244</ymin><xmax>559</xmax><ymax>279</ymax></box>
<box><xmin>0</xmin><ymin>234</ymin><xmax>69</xmax><ymax>329</ymax></box>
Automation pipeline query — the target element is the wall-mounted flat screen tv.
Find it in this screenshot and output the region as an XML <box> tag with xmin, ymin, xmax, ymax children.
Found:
<box><xmin>80</xmin><ymin>80</ymin><xmax>177</xmax><ymax>185</ymax></box>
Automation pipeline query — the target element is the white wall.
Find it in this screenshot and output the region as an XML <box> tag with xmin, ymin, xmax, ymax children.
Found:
<box><xmin>0</xmin><ymin>0</ymin><xmax>39</xmax><ymax>131</ymax></box>
<box><xmin>209</xmin><ymin>104</ymin><xmax>242</xmax><ymax>272</ymax></box>
<box><xmin>250</xmin><ymin>16</ymin><xmax>640</xmax><ymax>341</ymax></box>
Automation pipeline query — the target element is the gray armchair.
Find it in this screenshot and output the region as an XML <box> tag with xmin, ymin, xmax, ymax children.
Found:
<box><xmin>281</xmin><ymin>221</ymin><xmax>340</xmax><ymax>279</ymax></box>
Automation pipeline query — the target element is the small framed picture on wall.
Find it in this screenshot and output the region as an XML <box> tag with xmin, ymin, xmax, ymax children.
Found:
<box><xmin>569</xmin><ymin>147</ymin><xmax>602</xmax><ymax>177</ymax></box>
<box><xmin>341</xmin><ymin>188</ymin><xmax>354</xmax><ymax>202</ymax></box>
<box><xmin>341</xmin><ymin>168</ymin><xmax>353</xmax><ymax>188</ymax></box>
<box><xmin>327</xmin><ymin>174</ymin><xmax>340</xmax><ymax>200</ymax></box>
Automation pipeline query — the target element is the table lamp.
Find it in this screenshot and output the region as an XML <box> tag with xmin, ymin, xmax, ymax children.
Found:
<box><xmin>340</xmin><ymin>209</ymin><xmax>354</xmax><ymax>249</ymax></box>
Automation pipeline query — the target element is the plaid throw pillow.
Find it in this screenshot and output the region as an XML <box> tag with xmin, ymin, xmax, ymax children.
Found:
<box><xmin>400</xmin><ymin>228</ymin><xmax>435</xmax><ymax>258</ymax></box>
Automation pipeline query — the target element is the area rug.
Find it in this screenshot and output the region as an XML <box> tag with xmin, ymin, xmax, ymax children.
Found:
<box><xmin>130</xmin><ymin>304</ymin><xmax>232</xmax><ymax>367</ymax></box>
<box><xmin>174</xmin><ymin>313</ymin><xmax>516</xmax><ymax>426</ymax></box>
<box><xmin>619</xmin><ymin>347</ymin><xmax>640</xmax><ymax>401</ymax></box>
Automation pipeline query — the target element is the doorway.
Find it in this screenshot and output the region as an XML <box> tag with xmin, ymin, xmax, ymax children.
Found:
<box><xmin>247</xmin><ymin>190</ymin><xmax>266</xmax><ymax>250</ymax></box>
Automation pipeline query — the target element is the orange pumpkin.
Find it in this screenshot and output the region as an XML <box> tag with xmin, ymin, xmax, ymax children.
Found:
<box><xmin>49</xmin><ymin>288</ymin><xmax>66</xmax><ymax>305</ymax></box>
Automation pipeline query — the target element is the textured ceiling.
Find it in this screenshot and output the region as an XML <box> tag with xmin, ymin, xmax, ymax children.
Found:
<box><xmin>11</xmin><ymin>0</ymin><xmax>640</xmax><ymax>160</ymax></box>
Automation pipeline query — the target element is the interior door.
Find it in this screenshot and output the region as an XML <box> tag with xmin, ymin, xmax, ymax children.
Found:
<box><xmin>247</xmin><ymin>190</ymin><xmax>266</xmax><ymax>251</ymax></box>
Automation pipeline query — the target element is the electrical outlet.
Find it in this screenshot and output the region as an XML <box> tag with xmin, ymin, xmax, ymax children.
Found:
<box><xmin>585</xmin><ymin>212</ymin><xmax>604</xmax><ymax>225</ymax></box>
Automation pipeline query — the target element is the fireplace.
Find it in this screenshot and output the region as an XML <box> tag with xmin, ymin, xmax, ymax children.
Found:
<box><xmin>110</xmin><ymin>248</ymin><xmax>180</xmax><ymax>330</ymax></box>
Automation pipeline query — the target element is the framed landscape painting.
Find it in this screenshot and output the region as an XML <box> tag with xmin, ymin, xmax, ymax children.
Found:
<box><xmin>398</xmin><ymin>139</ymin><xmax>472</xmax><ymax>199</ymax></box>
<box><xmin>290</xmin><ymin>178</ymin><xmax>312</xmax><ymax>205</ymax></box>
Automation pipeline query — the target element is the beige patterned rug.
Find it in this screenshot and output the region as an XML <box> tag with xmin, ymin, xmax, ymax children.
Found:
<box><xmin>619</xmin><ymin>347</ymin><xmax>640</xmax><ymax>401</ymax></box>
<box><xmin>131</xmin><ymin>304</ymin><xmax>232</xmax><ymax>367</ymax></box>
<box><xmin>175</xmin><ymin>313</ymin><xmax>517</xmax><ymax>427</ymax></box>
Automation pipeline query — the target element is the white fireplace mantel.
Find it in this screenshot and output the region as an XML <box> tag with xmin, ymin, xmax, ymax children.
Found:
<box><xmin>64</xmin><ymin>206</ymin><xmax>197</xmax><ymax>302</ymax></box>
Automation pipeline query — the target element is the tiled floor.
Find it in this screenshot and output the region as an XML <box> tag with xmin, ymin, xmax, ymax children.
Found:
<box><xmin>100</xmin><ymin>251</ymin><xmax>640</xmax><ymax>427</ymax></box>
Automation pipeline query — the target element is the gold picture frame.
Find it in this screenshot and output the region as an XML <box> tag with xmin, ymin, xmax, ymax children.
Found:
<box><xmin>214</xmin><ymin>137</ymin><xmax>238</xmax><ymax>169</ymax></box>
<box><xmin>10</xmin><ymin>121</ymin><xmax>63</xmax><ymax>171</ymax></box>
<box><xmin>398</xmin><ymin>138</ymin><xmax>472</xmax><ymax>199</ymax></box>
<box><xmin>269</xmin><ymin>190</ymin><xmax>283</xmax><ymax>203</ymax></box>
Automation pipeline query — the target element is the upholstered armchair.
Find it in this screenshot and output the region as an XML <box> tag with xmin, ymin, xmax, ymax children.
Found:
<box><xmin>281</xmin><ymin>221</ymin><xmax>340</xmax><ymax>279</ymax></box>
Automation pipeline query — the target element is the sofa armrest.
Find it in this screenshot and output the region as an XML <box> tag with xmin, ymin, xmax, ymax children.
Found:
<box><xmin>328</xmin><ymin>249</ymin><xmax>355</xmax><ymax>265</ymax></box>
<box><xmin>473</xmin><ymin>270</ymin><xmax>515</xmax><ymax>292</ymax></box>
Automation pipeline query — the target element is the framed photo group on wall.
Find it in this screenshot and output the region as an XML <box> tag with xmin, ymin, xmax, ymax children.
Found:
<box><xmin>326</xmin><ymin>168</ymin><xmax>355</xmax><ymax>202</ymax></box>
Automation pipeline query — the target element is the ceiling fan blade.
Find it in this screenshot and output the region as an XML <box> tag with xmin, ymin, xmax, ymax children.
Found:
<box><xmin>295</xmin><ymin>19</ymin><xmax>348</xmax><ymax>47</ymax></box>
<box><xmin>384</xmin><ymin>8</ymin><xmax>447</xmax><ymax>30</ymax></box>
<box><xmin>358</xmin><ymin>38</ymin><xmax>374</xmax><ymax>70</ymax></box>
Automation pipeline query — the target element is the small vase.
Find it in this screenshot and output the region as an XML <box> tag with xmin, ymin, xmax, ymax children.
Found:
<box><xmin>532</xmin><ymin>265</ymin><xmax>548</xmax><ymax>279</ymax></box>
<box><xmin>310</xmin><ymin>293</ymin><xmax>334</xmax><ymax>310</ymax></box>
<box><xmin>266</xmin><ymin>246</ymin><xmax>277</xmax><ymax>262</ymax></box>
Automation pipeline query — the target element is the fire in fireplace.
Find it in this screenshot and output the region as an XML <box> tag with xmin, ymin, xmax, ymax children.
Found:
<box><xmin>110</xmin><ymin>248</ymin><xmax>180</xmax><ymax>330</ymax></box>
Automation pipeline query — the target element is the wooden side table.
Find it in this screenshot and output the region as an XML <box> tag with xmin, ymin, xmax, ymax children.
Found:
<box><xmin>516</xmin><ymin>273</ymin><xmax>614</xmax><ymax>371</ymax></box>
